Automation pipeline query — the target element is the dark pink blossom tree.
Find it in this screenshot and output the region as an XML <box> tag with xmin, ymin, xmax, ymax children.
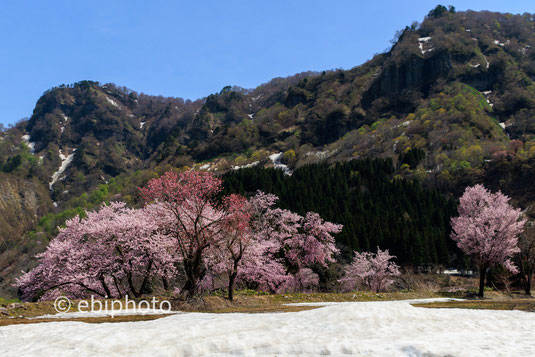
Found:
<box><xmin>450</xmin><ymin>184</ymin><xmax>526</xmax><ymax>297</ymax></box>
<box><xmin>140</xmin><ymin>171</ymin><xmax>248</xmax><ymax>297</ymax></box>
<box><xmin>339</xmin><ymin>248</ymin><xmax>400</xmax><ymax>292</ymax></box>
<box><xmin>204</xmin><ymin>194</ymin><xmax>252</xmax><ymax>301</ymax></box>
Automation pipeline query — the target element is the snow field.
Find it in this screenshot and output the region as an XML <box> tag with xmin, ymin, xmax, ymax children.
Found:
<box><xmin>1</xmin><ymin>299</ymin><xmax>534</xmax><ymax>356</ymax></box>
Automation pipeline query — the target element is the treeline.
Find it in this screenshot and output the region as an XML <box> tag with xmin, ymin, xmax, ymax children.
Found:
<box><xmin>223</xmin><ymin>158</ymin><xmax>458</xmax><ymax>267</ymax></box>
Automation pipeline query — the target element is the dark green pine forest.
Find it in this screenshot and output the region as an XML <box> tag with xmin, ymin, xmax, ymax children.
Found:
<box><xmin>223</xmin><ymin>157</ymin><xmax>458</xmax><ymax>267</ymax></box>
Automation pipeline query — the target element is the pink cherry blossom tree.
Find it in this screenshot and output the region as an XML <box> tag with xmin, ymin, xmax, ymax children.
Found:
<box><xmin>339</xmin><ymin>248</ymin><xmax>400</xmax><ymax>292</ymax></box>
<box><xmin>240</xmin><ymin>191</ymin><xmax>342</xmax><ymax>293</ymax></box>
<box><xmin>450</xmin><ymin>184</ymin><xmax>526</xmax><ymax>297</ymax></box>
<box><xmin>201</xmin><ymin>191</ymin><xmax>342</xmax><ymax>296</ymax></box>
<box><xmin>17</xmin><ymin>202</ymin><xmax>176</xmax><ymax>301</ymax></box>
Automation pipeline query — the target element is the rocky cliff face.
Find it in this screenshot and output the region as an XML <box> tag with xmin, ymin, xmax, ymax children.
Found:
<box><xmin>364</xmin><ymin>50</ymin><xmax>453</xmax><ymax>104</ymax></box>
<box><xmin>0</xmin><ymin>174</ymin><xmax>51</xmax><ymax>296</ymax></box>
<box><xmin>0</xmin><ymin>174</ymin><xmax>51</xmax><ymax>242</ymax></box>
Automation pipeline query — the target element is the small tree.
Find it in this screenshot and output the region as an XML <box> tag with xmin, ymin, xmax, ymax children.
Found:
<box><xmin>450</xmin><ymin>185</ymin><xmax>525</xmax><ymax>297</ymax></box>
<box><xmin>518</xmin><ymin>223</ymin><xmax>535</xmax><ymax>295</ymax></box>
<box><xmin>205</xmin><ymin>194</ymin><xmax>252</xmax><ymax>301</ymax></box>
<box><xmin>339</xmin><ymin>248</ymin><xmax>400</xmax><ymax>292</ymax></box>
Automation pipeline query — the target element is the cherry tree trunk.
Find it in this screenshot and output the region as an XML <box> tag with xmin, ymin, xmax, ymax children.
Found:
<box><xmin>228</xmin><ymin>272</ymin><xmax>237</xmax><ymax>302</ymax></box>
<box><xmin>525</xmin><ymin>273</ymin><xmax>532</xmax><ymax>296</ymax></box>
<box><xmin>182</xmin><ymin>253</ymin><xmax>204</xmax><ymax>298</ymax></box>
<box><xmin>478</xmin><ymin>265</ymin><xmax>487</xmax><ymax>298</ymax></box>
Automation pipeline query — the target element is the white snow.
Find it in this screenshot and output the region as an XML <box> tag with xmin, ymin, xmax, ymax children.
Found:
<box><xmin>1</xmin><ymin>299</ymin><xmax>534</xmax><ymax>356</ymax></box>
<box><xmin>441</xmin><ymin>269</ymin><xmax>476</xmax><ymax>276</ymax></box>
<box><xmin>105</xmin><ymin>96</ymin><xmax>120</xmax><ymax>109</ymax></box>
<box><xmin>285</xmin><ymin>299</ymin><xmax>462</xmax><ymax>307</ymax></box>
<box><xmin>232</xmin><ymin>161</ymin><xmax>260</xmax><ymax>170</ymax></box>
<box><xmin>49</xmin><ymin>149</ymin><xmax>76</xmax><ymax>189</ymax></box>
<box><xmin>417</xmin><ymin>37</ymin><xmax>434</xmax><ymax>55</ymax></box>
<box><xmin>269</xmin><ymin>152</ymin><xmax>291</xmax><ymax>175</ymax></box>
<box><xmin>21</xmin><ymin>134</ymin><xmax>36</xmax><ymax>153</ymax></box>
<box><xmin>482</xmin><ymin>91</ymin><xmax>494</xmax><ymax>107</ymax></box>
<box><xmin>140</xmin><ymin>121</ymin><xmax>145</xmax><ymax>129</ymax></box>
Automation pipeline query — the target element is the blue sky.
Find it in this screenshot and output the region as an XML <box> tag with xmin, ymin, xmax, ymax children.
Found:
<box><xmin>1</xmin><ymin>1</ymin><xmax>533</xmax><ymax>126</ymax></box>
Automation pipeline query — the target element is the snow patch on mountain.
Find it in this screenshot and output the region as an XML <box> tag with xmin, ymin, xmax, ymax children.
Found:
<box><xmin>482</xmin><ymin>90</ymin><xmax>494</xmax><ymax>107</ymax></box>
<box><xmin>232</xmin><ymin>161</ymin><xmax>260</xmax><ymax>170</ymax></box>
<box><xmin>49</xmin><ymin>149</ymin><xmax>77</xmax><ymax>189</ymax></box>
<box><xmin>21</xmin><ymin>134</ymin><xmax>35</xmax><ymax>153</ymax></box>
<box><xmin>105</xmin><ymin>96</ymin><xmax>120</xmax><ymax>109</ymax></box>
<box><xmin>418</xmin><ymin>37</ymin><xmax>434</xmax><ymax>55</ymax></box>
<box><xmin>269</xmin><ymin>153</ymin><xmax>291</xmax><ymax>175</ymax></box>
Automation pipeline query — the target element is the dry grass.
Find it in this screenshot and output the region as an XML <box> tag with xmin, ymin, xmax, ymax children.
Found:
<box><xmin>0</xmin><ymin>290</ymin><xmax>443</xmax><ymax>326</ymax></box>
<box><xmin>1</xmin><ymin>274</ymin><xmax>531</xmax><ymax>327</ymax></box>
<box><xmin>412</xmin><ymin>298</ymin><xmax>535</xmax><ymax>312</ymax></box>
<box><xmin>168</xmin><ymin>290</ymin><xmax>444</xmax><ymax>314</ymax></box>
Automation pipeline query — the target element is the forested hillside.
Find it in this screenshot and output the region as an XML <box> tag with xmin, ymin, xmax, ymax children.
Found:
<box><xmin>223</xmin><ymin>159</ymin><xmax>457</xmax><ymax>267</ymax></box>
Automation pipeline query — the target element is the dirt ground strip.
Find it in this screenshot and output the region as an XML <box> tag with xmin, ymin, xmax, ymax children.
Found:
<box><xmin>1</xmin><ymin>290</ymin><xmax>533</xmax><ymax>326</ymax></box>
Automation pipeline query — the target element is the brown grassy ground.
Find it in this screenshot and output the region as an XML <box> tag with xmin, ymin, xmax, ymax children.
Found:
<box><xmin>412</xmin><ymin>298</ymin><xmax>535</xmax><ymax>312</ymax></box>
<box><xmin>0</xmin><ymin>290</ymin><xmax>442</xmax><ymax>326</ymax></box>
<box><xmin>1</xmin><ymin>274</ymin><xmax>532</xmax><ymax>327</ymax></box>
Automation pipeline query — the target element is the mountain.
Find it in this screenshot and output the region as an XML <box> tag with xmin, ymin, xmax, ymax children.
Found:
<box><xmin>2</xmin><ymin>6</ymin><xmax>535</xmax><ymax>296</ymax></box>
